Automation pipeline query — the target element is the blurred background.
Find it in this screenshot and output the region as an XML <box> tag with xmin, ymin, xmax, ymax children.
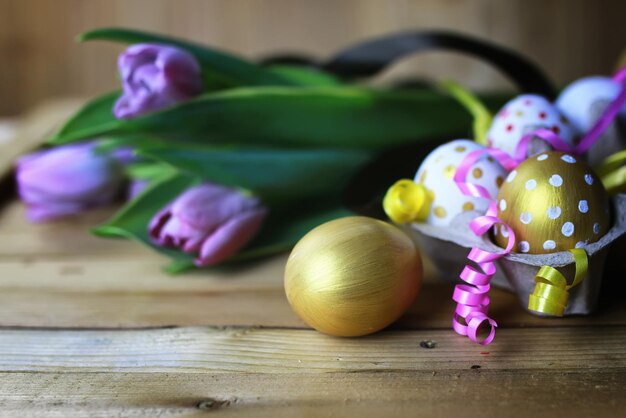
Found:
<box><xmin>0</xmin><ymin>0</ymin><xmax>625</xmax><ymax>116</ymax></box>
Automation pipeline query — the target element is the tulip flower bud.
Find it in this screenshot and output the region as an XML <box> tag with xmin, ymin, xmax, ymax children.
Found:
<box><xmin>114</xmin><ymin>43</ymin><xmax>203</xmax><ymax>119</ymax></box>
<box><xmin>149</xmin><ymin>184</ymin><xmax>268</xmax><ymax>266</ymax></box>
<box><xmin>16</xmin><ymin>143</ymin><xmax>124</xmax><ymax>222</ymax></box>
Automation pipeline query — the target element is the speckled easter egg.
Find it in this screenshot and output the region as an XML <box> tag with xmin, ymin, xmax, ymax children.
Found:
<box><xmin>486</xmin><ymin>94</ymin><xmax>576</xmax><ymax>157</ymax></box>
<box><xmin>556</xmin><ymin>76</ymin><xmax>626</xmax><ymax>134</ymax></box>
<box><xmin>415</xmin><ymin>139</ymin><xmax>507</xmax><ymax>226</ymax></box>
<box><xmin>494</xmin><ymin>151</ymin><xmax>610</xmax><ymax>254</ymax></box>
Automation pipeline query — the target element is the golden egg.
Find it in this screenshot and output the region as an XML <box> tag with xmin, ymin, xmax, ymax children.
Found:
<box><xmin>494</xmin><ymin>151</ymin><xmax>611</xmax><ymax>254</ymax></box>
<box><xmin>284</xmin><ymin>216</ymin><xmax>423</xmax><ymax>337</ymax></box>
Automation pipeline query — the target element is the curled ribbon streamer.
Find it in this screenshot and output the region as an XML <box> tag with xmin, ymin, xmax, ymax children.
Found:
<box><xmin>383</xmin><ymin>179</ymin><xmax>433</xmax><ymax>224</ymax></box>
<box><xmin>452</xmin><ymin>149</ymin><xmax>516</xmax><ymax>345</ymax></box>
<box><xmin>513</xmin><ymin>128</ymin><xmax>573</xmax><ymax>162</ymax></box>
<box><xmin>597</xmin><ymin>150</ymin><xmax>626</xmax><ymax>195</ymax></box>
<box><xmin>486</xmin><ymin>147</ymin><xmax>519</xmax><ymax>172</ymax></box>
<box><xmin>528</xmin><ymin>249</ymin><xmax>589</xmax><ymax>316</ymax></box>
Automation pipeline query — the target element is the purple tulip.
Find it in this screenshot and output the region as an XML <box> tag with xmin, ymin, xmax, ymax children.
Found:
<box><xmin>114</xmin><ymin>44</ymin><xmax>203</xmax><ymax>119</ymax></box>
<box><xmin>16</xmin><ymin>143</ymin><xmax>124</xmax><ymax>222</ymax></box>
<box><xmin>149</xmin><ymin>184</ymin><xmax>268</xmax><ymax>266</ymax></box>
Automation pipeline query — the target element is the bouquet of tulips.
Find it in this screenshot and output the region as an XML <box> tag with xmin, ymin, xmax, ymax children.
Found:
<box><xmin>15</xmin><ymin>28</ymin><xmax>555</xmax><ymax>272</ymax></box>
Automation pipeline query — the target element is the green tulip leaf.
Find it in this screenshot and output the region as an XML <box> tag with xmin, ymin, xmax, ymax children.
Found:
<box><xmin>94</xmin><ymin>135</ymin><xmax>178</xmax><ymax>153</ymax></box>
<box><xmin>52</xmin><ymin>91</ymin><xmax>120</xmax><ymax>144</ymax></box>
<box><xmin>138</xmin><ymin>148</ymin><xmax>372</xmax><ymax>205</ymax></box>
<box><xmin>49</xmin><ymin>86</ymin><xmax>476</xmax><ymax>149</ymax></box>
<box><xmin>78</xmin><ymin>27</ymin><xmax>292</xmax><ymax>88</ymax></box>
<box><xmin>268</xmin><ymin>65</ymin><xmax>343</xmax><ymax>86</ymax></box>
<box><xmin>124</xmin><ymin>160</ymin><xmax>177</xmax><ymax>181</ymax></box>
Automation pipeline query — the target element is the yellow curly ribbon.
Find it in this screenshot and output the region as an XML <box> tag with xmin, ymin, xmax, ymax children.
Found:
<box><xmin>383</xmin><ymin>179</ymin><xmax>433</xmax><ymax>224</ymax></box>
<box><xmin>528</xmin><ymin>248</ymin><xmax>588</xmax><ymax>317</ymax></box>
<box><xmin>597</xmin><ymin>150</ymin><xmax>626</xmax><ymax>195</ymax></box>
<box><xmin>439</xmin><ymin>80</ymin><xmax>493</xmax><ymax>145</ymax></box>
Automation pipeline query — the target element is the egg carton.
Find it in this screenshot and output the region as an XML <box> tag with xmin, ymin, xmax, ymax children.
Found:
<box><xmin>407</xmin><ymin>194</ymin><xmax>626</xmax><ymax>315</ymax></box>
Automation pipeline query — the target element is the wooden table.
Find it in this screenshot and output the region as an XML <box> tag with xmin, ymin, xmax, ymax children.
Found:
<box><xmin>1</xmin><ymin>101</ymin><xmax>625</xmax><ymax>417</ymax></box>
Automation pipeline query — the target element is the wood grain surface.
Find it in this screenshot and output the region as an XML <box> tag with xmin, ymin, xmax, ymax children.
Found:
<box><xmin>0</xmin><ymin>327</ymin><xmax>624</xmax><ymax>417</ymax></box>
<box><xmin>0</xmin><ymin>101</ymin><xmax>625</xmax><ymax>416</ymax></box>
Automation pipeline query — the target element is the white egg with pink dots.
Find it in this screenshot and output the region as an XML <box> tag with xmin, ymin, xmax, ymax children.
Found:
<box><xmin>486</xmin><ymin>94</ymin><xmax>577</xmax><ymax>158</ymax></box>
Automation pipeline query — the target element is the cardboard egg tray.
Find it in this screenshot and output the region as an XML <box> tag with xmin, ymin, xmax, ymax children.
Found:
<box><xmin>407</xmin><ymin>194</ymin><xmax>626</xmax><ymax>315</ymax></box>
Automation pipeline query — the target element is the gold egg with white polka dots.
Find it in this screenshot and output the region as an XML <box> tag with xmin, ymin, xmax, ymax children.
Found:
<box><xmin>494</xmin><ymin>151</ymin><xmax>610</xmax><ymax>254</ymax></box>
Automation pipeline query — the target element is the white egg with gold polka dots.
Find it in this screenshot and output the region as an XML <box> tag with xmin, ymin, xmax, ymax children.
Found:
<box><xmin>494</xmin><ymin>151</ymin><xmax>611</xmax><ymax>254</ymax></box>
<box><xmin>486</xmin><ymin>94</ymin><xmax>577</xmax><ymax>158</ymax></box>
<box><xmin>414</xmin><ymin>139</ymin><xmax>507</xmax><ymax>226</ymax></box>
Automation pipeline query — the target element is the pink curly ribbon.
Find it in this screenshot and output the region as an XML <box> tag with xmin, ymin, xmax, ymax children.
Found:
<box><xmin>513</xmin><ymin>128</ymin><xmax>573</xmax><ymax>162</ymax></box>
<box><xmin>452</xmin><ymin>150</ymin><xmax>516</xmax><ymax>345</ymax></box>
<box><xmin>486</xmin><ymin>147</ymin><xmax>520</xmax><ymax>172</ymax></box>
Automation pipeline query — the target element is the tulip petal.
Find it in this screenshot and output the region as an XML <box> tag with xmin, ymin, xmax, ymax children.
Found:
<box><xmin>182</xmin><ymin>235</ymin><xmax>205</xmax><ymax>253</ymax></box>
<box><xmin>16</xmin><ymin>143</ymin><xmax>123</xmax><ymax>223</ymax></box>
<box><xmin>148</xmin><ymin>207</ymin><xmax>172</xmax><ymax>239</ymax></box>
<box><xmin>195</xmin><ymin>207</ymin><xmax>267</xmax><ymax>266</ymax></box>
<box><xmin>118</xmin><ymin>44</ymin><xmax>159</xmax><ymax>83</ymax></box>
<box><xmin>25</xmin><ymin>201</ymin><xmax>86</xmax><ymax>223</ymax></box>
<box><xmin>115</xmin><ymin>43</ymin><xmax>202</xmax><ymax>119</ymax></box>
<box><xmin>160</xmin><ymin>213</ymin><xmax>208</xmax><ymax>242</ymax></box>
<box><xmin>170</xmin><ymin>184</ymin><xmax>231</xmax><ymax>229</ymax></box>
<box><xmin>17</xmin><ymin>143</ymin><xmax>121</xmax><ymax>201</ymax></box>
<box><xmin>158</xmin><ymin>48</ymin><xmax>202</xmax><ymax>97</ymax></box>
<box><xmin>173</xmin><ymin>184</ymin><xmax>262</xmax><ymax>231</ymax></box>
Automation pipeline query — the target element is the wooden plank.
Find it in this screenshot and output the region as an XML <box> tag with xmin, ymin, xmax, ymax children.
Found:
<box><xmin>0</xmin><ymin>202</ymin><xmax>141</xmax><ymax>258</ymax></box>
<box><xmin>2</xmin><ymin>187</ymin><xmax>625</xmax><ymax>331</ymax></box>
<box><xmin>1</xmin><ymin>199</ymin><xmax>625</xmax><ymax>330</ymax></box>
<box><xmin>2</xmin><ymin>326</ymin><xmax>625</xmax><ymax>373</ymax></box>
<box><xmin>0</xmin><ymin>99</ymin><xmax>82</xmax><ymax>181</ymax></box>
<box><xmin>0</xmin><ymin>118</ymin><xmax>18</xmax><ymax>146</ymax></box>
<box><xmin>1</xmin><ymin>254</ymin><xmax>625</xmax><ymax>329</ymax></box>
<box><xmin>0</xmin><ymin>326</ymin><xmax>624</xmax><ymax>417</ymax></box>
<box><xmin>0</xmin><ymin>370</ymin><xmax>623</xmax><ymax>418</ymax></box>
